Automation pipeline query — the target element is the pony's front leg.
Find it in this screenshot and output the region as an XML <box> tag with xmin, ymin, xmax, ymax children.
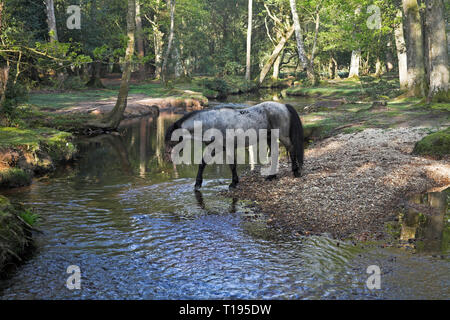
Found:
<box><xmin>229</xmin><ymin>162</ymin><xmax>239</xmax><ymax>189</ymax></box>
<box><xmin>195</xmin><ymin>158</ymin><xmax>207</xmax><ymax>191</ymax></box>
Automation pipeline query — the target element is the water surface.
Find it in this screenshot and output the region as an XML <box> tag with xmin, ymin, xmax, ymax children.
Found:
<box><xmin>0</xmin><ymin>97</ymin><xmax>448</xmax><ymax>299</ymax></box>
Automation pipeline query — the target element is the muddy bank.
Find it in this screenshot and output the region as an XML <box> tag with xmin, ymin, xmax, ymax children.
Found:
<box><xmin>0</xmin><ymin>195</ymin><xmax>34</xmax><ymax>275</ymax></box>
<box><xmin>226</xmin><ymin>127</ymin><xmax>450</xmax><ymax>240</ymax></box>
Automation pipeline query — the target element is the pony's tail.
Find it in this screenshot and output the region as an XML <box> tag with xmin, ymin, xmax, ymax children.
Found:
<box><xmin>285</xmin><ymin>104</ymin><xmax>304</xmax><ymax>168</ymax></box>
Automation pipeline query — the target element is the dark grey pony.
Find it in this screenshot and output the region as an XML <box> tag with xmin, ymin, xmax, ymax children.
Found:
<box><xmin>165</xmin><ymin>101</ymin><xmax>304</xmax><ymax>190</ymax></box>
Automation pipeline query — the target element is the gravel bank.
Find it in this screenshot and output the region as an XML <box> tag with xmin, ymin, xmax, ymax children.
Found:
<box><xmin>226</xmin><ymin>127</ymin><xmax>450</xmax><ymax>240</ymax></box>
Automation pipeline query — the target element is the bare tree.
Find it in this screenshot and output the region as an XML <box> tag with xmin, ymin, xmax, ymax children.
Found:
<box><xmin>245</xmin><ymin>0</ymin><xmax>253</xmax><ymax>81</ymax></box>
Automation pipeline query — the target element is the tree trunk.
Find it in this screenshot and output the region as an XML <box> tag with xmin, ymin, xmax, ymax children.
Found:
<box><xmin>349</xmin><ymin>50</ymin><xmax>361</xmax><ymax>77</ymax></box>
<box><xmin>245</xmin><ymin>0</ymin><xmax>253</xmax><ymax>81</ymax></box>
<box><xmin>272</xmin><ymin>50</ymin><xmax>284</xmax><ymax>80</ymax></box>
<box><xmin>101</xmin><ymin>0</ymin><xmax>136</xmax><ymax>129</ymax></box>
<box><xmin>394</xmin><ymin>10</ymin><xmax>408</xmax><ymax>90</ymax></box>
<box><xmin>161</xmin><ymin>0</ymin><xmax>175</xmax><ymax>83</ymax></box>
<box><xmin>150</xmin><ymin>0</ymin><xmax>164</xmax><ymax>79</ymax></box>
<box><xmin>386</xmin><ymin>40</ymin><xmax>394</xmax><ymax>72</ymax></box>
<box><xmin>310</xmin><ymin>11</ymin><xmax>320</xmax><ymax>69</ymax></box>
<box><xmin>424</xmin><ymin>0</ymin><xmax>449</xmax><ymax>101</ymax></box>
<box><xmin>86</xmin><ymin>62</ymin><xmax>105</xmax><ymax>88</ymax></box>
<box><xmin>0</xmin><ymin>2</ymin><xmax>8</xmax><ymax>111</ymax></box>
<box><xmin>135</xmin><ymin>0</ymin><xmax>145</xmax><ymax>80</ymax></box>
<box><xmin>45</xmin><ymin>0</ymin><xmax>58</xmax><ymax>42</ymax></box>
<box><xmin>288</xmin><ymin>0</ymin><xmax>318</xmax><ymax>85</ymax></box>
<box><xmin>173</xmin><ymin>43</ymin><xmax>183</xmax><ymax>78</ymax></box>
<box><xmin>375</xmin><ymin>56</ymin><xmax>383</xmax><ymax>77</ymax></box>
<box><xmin>402</xmin><ymin>0</ymin><xmax>427</xmax><ymax>97</ymax></box>
<box><xmin>259</xmin><ymin>25</ymin><xmax>295</xmax><ymax>84</ymax></box>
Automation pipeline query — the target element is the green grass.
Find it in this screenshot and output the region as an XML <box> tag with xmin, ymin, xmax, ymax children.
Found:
<box><xmin>0</xmin><ymin>168</ymin><xmax>32</xmax><ymax>188</ymax></box>
<box><xmin>0</xmin><ymin>126</ymin><xmax>72</xmax><ymax>149</ymax></box>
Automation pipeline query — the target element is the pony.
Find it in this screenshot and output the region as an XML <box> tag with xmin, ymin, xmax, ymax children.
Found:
<box><xmin>165</xmin><ymin>101</ymin><xmax>304</xmax><ymax>190</ymax></box>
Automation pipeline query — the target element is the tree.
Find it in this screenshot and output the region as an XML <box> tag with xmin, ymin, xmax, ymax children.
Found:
<box><xmin>135</xmin><ymin>0</ymin><xmax>146</xmax><ymax>80</ymax></box>
<box><xmin>161</xmin><ymin>0</ymin><xmax>175</xmax><ymax>83</ymax></box>
<box><xmin>259</xmin><ymin>25</ymin><xmax>294</xmax><ymax>84</ymax></box>
<box><xmin>424</xmin><ymin>0</ymin><xmax>449</xmax><ymax>102</ymax></box>
<box><xmin>288</xmin><ymin>0</ymin><xmax>318</xmax><ymax>85</ymax></box>
<box><xmin>0</xmin><ymin>1</ymin><xmax>8</xmax><ymax>111</ymax></box>
<box><xmin>394</xmin><ymin>10</ymin><xmax>408</xmax><ymax>90</ymax></box>
<box><xmin>348</xmin><ymin>6</ymin><xmax>361</xmax><ymax>78</ymax></box>
<box><xmin>245</xmin><ymin>0</ymin><xmax>252</xmax><ymax>81</ymax></box>
<box><xmin>44</xmin><ymin>0</ymin><xmax>58</xmax><ymax>42</ymax></box>
<box><xmin>99</xmin><ymin>0</ymin><xmax>136</xmax><ymax>129</ymax></box>
<box><xmin>402</xmin><ymin>0</ymin><xmax>427</xmax><ymax>97</ymax></box>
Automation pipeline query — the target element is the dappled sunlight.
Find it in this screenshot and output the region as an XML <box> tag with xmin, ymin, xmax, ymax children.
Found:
<box><xmin>305</xmin><ymin>140</ymin><xmax>343</xmax><ymax>158</ymax></box>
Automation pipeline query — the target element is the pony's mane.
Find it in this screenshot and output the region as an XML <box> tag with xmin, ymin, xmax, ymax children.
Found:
<box><xmin>165</xmin><ymin>107</ymin><xmax>236</xmax><ymax>142</ymax></box>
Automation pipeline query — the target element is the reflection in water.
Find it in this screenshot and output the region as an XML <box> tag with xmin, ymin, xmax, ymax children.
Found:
<box><xmin>400</xmin><ymin>188</ymin><xmax>449</xmax><ymax>254</ymax></box>
<box><xmin>0</xmin><ymin>102</ymin><xmax>449</xmax><ymax>299</ymax></box>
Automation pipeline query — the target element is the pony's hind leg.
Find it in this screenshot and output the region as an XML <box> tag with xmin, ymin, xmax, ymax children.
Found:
<box><xmin>229</xmin><ymin>162</ymin><xmax>239</xmax><ymax>189</ymax></box>
<box><xmin>280</xmin><ymin>136</ymin><xmax>301</xmax><ymax>178</ymax></box>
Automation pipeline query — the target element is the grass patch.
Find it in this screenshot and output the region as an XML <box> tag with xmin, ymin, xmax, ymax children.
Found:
<box><xmin>0</xmin><ymin>168</ymin><xmax>32</xmax><ymax>188</ymax></box>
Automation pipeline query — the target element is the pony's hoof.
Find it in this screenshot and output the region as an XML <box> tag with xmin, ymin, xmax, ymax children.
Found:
<box><xmin>293</xmin><ymin>170</ymin><xmax>301</xmax><ymax>178</ymax></box>
<box><xmin>229</xmin><ymin>183</ymin><xmax>238</xmax><ymax>190</ymax></box>
<box><xmin>265</xmin><ymin>175</ymin><xmax>277</xmax><ymax>181</ymax></box>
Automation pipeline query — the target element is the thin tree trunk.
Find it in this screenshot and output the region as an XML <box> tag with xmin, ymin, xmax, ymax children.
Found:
<box><xmin>135</xmin><ymin>0</ymin><xmax>145</xmax><ymax>80</ymax></box>
<box><xmin>424</xmin><ymin>0</ymin><xmax>449</xmax><ymax>101</ymax></box>
<box><xmin>100</xmin><ymin>0</ymin><xmax>136</xmax><ymax>129</ymax></box>
<box><xmin>349</xmin><ymin>50</ymin><xmax>361</xmax><ymax>77</ymax></box>
<box><xmin>375</xmin><ymin>57</ymin><xmax>382</xmax><ymax>77</ymax></box>
<box><xmin>332</xmin><ymin>57</ymin><xmax>338</xmax><ymax>79</ymax></box>
<box><xmin>153</xmin><ymin>27</ymin><xmax>164</xmax><ymax>79</ymax></box>
<box><xmin>394</xmin><ymin>10</ymin><xmax>408</xmax><ymax>90</ymax></box>
<box><xmin>245</xmin><ymin>0</ymin><xmax>252</xmax><ymax>81</ymax></box>
<box><xmin>402</xmin><ymin>0</ymin><xmax>427</xmax><ymax>97</ymax></box>
<box><xmin>310</xmin><ymin>11</ymin><xmax>320</xmax><ymax>69</ymax></box>
<box><xmin>288</xmin><ymin>0</ymin><xmax>318</xmax><ymax>85</ymax></box>
<box><xmin>161</xmin><ymin>0</ymin><xmax>175</xmax><ymax>83</ymax></box>
<box><xmin>45</xmin><ymin>0</ymin><xmax>58</xmax><ymax>42</ymax></box>
<box><xmin>0</xmin><ymin>2</ymin><xmax>9</xmax><ymax>111</ymax></box>
<box><xmin>173</xmin><ymin>43</ymin><xmax>183</xmax><ymax>78</ymax></box>
<box><xmin>259</xmin><ymin>25</ymin><xmax>295</xmax><ymax>84</ymax></box>
<box><xmin>386</xmin><ymin>40</ymin><xmax>394</xmax><ymax>72</ymax></box>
